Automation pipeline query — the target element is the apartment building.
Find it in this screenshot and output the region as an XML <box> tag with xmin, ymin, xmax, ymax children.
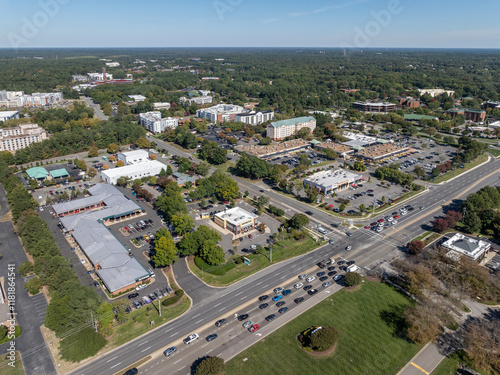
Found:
<box><xmin>0</xmin><ymin>111</ymin><xmax>20</xmax><ymax>122</ymax></box>
<box><xmin>87</xmin><ymin>72</ymin><xmax>113</xmax><ymax>81</ymax></box>
<box><xmin>266</xmin><ymin>116</ymin><xmax>316</xmax><ymax>141</ymax></box>
<box><xmin>399</xmin><ymin>97</ymin><xmax>421</xmax><ymax>108</ymax></box>
<box><xmin>446</xmin><ymin>108</ymin><xmax>486</xmax><ymax>123</ymax></box>
<box><xmin>352</xmin><ymin>101</ymin><xmax>397</xmax><ymax>112</ymax></box>
<box><xmin>139</xmin><ymin>111</ymin><xmax>179</xmax><ymax>133</ymax></box>
<box><xmin>417</xmin><ymin>88</ymin><xmax>455</xmax><ymax>98</ymax></box>
<box><xmin>0</xmin><ymin>123</ymin><xmax>48</xmax><ymax>152</ymax></box>
<box><xmin>196</xmin><ymin>104</ymin><xmax>245</xmax><ymax>123</ymax></box>
<box><xmin>0</xmin><ymin>91</ymin><xmax>63</xmax><ymax>108</ymax></box>
<box><xmin>235</xmin><ymin>110</ymin><xmax>274</xmax><ymax>125</ymax></box>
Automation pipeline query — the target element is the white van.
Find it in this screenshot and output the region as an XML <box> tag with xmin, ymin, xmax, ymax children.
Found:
<box><xmin>318</xmin><ymin>227</ymin><xmax>327</xmax><ymax>235</ymax></box>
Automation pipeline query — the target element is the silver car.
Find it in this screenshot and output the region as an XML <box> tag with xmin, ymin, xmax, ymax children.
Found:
<box><xmin>242</xmin><ymin>320</ymin><xmax>253</xmax><ymax>329</ymax></box>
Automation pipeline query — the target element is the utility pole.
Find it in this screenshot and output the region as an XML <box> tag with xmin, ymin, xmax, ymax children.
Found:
<box><xmin>158</xmin><ymin>288</ymin><xmax>162</xmax><ymax>317</ymax></box>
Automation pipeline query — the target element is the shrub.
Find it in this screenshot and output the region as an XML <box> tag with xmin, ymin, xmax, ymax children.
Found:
<box><xmin>59</xmin><ymin>327</ymin><xmax>106</xmax><ymax>362</ymax></box>
<box><xmin>310</xmin><ymin>326</ymin><xmax>340</xmax><ymax>351</ymax></box>
<box><xmin>195</xmin><ymin>356</ymin><xmax>225</xmax><ymax>375</ymax></box>
<box><xmin>235</xmin><ymin>257</ymin><xmax>243</xmax><ymax>265</ymax></box>
<box><xmin>24</xmin><ymin>277</ymin><xmax>42</xmax><ymax>295</ymax></box>
<box><xmin>0</xmin><ymin>325</ymin><xmax>7</xmax><ymax>340</ymax></box>
<box><xmin>162</xmin><ymin>289</ymin><xmax>184</xmax><ymax>307</ymax></box>
<box><xmin>344</xmin><ymin>272</ymin><xmax>362</xmax><ymax>287</ymax></box>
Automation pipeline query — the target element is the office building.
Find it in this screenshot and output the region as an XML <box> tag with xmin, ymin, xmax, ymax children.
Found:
<box><xmin>304</xmin><ymin>169</ymin><xmax>364</xmax><ymax>195</ymax></box>
<box><xmin>266</xmin><ymin>116</ymin><xmax>316</xmax><ymax>141</ymax></box>
<box><xmin>101</xmin><ymin>160</ymin><xmax>166</xmax><ymax>185</ymax></box>
<box><xmin>418</xmin><ymin>89</ymin><xmax>455</xmax><ymax>98</ymax></box>
<box><xmin>356</xmin><ymin>143</ymin><xmax>409</xmax><ymax>162</ymax></box>
<box><xmin>352</xmin><ymin>101</ymin><xmax>397</xmax><ymax>112</ymax></box>
<box><xmin>87</xmin><ymin>72</ymin><xmax>113</xmax><ymax>81</ymax></box>
<box><xmin>214</xmin><ymin>207</ymin><xmax>258</xmax><ymax>235</ymax></box>
<box><xmin>56</xmin><ymin>184</ymin><xmax>151</xmax><ymax>295</ymax></box>
<box><xmin>180</xmin><ymin>96</ymin><xmax>213</xmax><ymax>105</ymax></box>
<box><xmin>0</xmin><ymin>91</ymin><xmax>63</xmax><ymax>108</ymax></box>
<box><xmin>105</xmin><ymin>62</ymin><xmax>120</xmax><ymax>67</ymax></box>
<box><xmin>441</xmin><ymin>233</ymin><xmax>491</xmax><ymax>261</ymax></box>
<box><xmin>139</xmin><ymin>111</ymin><xmax>179</xmax><ymax>133</ymax></box>
<box><xmin>446</xmin><ymin>108</ymin><xmax>486</xmax><ymax>123</ymax></box>
<box><xmin>0</xmin><ymin>111</ymin><xmax>19</xmax><ymax>122</ymax></box>
<box><xmin>196</xmin><ymin>104</ymin><xmax>245</xmax><ymax>123</ymax></box>
<box><xmin>0</xmin><ymin>124</ymin><xmax>48</xmax><ymax>152</ymax></box>
<box><xmin>117</xmin><ymin>150</ymin><xmax>150</xmax><ymax>165</ymax></box>
<box><xmin>235</xmin><ymin>111</ymin><xmax>275</xmax><ymax>125</ymax></box>
<box><xmin>153</xmin><ymin>102</ymin><xmax>171</xmax><ymax>110</ymax></box>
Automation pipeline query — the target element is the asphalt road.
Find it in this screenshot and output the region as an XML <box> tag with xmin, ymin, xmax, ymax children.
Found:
<box><xmin>80</xmin><ymin>96</ymin><xmax>109</xmax><ymax>121</ymax></box>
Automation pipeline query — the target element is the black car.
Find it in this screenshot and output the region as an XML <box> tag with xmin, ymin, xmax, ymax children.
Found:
<box><xmin>305</xmin><ymin>211</ymin><xmax>313</xmax><ymax>216</ymax></box>
<box><xmin>206</xmin><ymin>334</ymin><xmax>218</xmax><ymax>342</ymax></box>
<box><xmin>346</xmin><ymin>260</ymin><xmax>356</xmax><ymax>266</ymax></box>
<box><xmin>237</xmin><ymin>314</ymin><xmax>249</xmax><ymax>321</ymax></box>
<box><xmin>128</xmin><ymin>293</ymin><xmax>139</xmax><ymax>299</ymax></box>
<box><xmin>303</xmin><ymin>285</ymin><xmax>313</xmax><ymax>291</ymax></box>
<box><xmin>258</xmin><ymin>295</ymin><xmax>269</xmax><ymax>301</ymax></box>
<box><xmin>278</xmin><ymin>307</ymin><xmax>289</xmax><ymax>314</ymax></box>
<box><xmin>328</xmin><ymin>271</ymin><xmax>337</xmax><ymax>276</ymax></box>
<box><xmin>294</xmin><ymin>297</ymin><xmax>304</xmax><ymax>304</ymax></box>
<box><xmin>346</xmin><ymin>232</ymin><xmax>353</xmax><ymax>237</ymax></box>
<box><xmin>265</xmin><ymin>314</ymin><xmax>277</xmax><ymax>322</ymax></box>
<box><xmin>337</xmin><ymin>260</ymin><xmax>345</xmax><ymax>265</ymax></box>
<box><xmin>276</xmin><ymin>301</ymin><xmax>286</xmax><ymax>307</ymax></box>
<box><xmin>317</xmin><ymin>271</ymin><xmax>326</xmax><ymax>277</ymax></box>
<box><xmin>124</xmin><ymin>369</ymin><xmax>138</xmax><ymax>375</ymax></box>
<box><xmin>327</xmin><ymin>266</ymin><xmax>336</xmax><ymax>271</ymax></box>
<box><xmin>319</xmin><ymin>276</ymin><xmax>328</xmax><ymax>282</ymax></box>
<box><xmin>308</xmin><ymin>289</ymin><xmax>318</xmax><ymax>296</ymax></box>
<box><xmin>259</xmin><ymin>303</ymin><xmax>269</xmax><ymax>309</ymax></box>
<box><xmin>215</xmin><ymin>319</ymin><xmax>227</xmax><ymax>327</ymax></box>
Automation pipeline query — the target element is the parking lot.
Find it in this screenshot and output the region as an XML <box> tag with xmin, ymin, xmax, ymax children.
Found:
<box><xmin>267</xmin><ymin>149</ymin><xmax>329</xmax><ymax>167</ymax></box>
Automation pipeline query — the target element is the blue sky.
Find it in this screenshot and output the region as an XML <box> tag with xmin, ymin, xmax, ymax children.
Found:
<box><xmin>1</xmin><ymin>0</ymin><xmax>499</xmax><ymax>48</ymax></box>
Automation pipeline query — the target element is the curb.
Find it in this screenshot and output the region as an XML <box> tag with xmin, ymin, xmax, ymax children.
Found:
<box><xmin>435</xmin><ymin>154</ymin><xmax>491</xmax><ymax>185</ymax></box>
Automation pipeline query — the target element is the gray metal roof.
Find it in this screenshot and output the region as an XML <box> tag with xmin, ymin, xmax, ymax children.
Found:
<box><xmin>58</xmin><ymin>184</ymin><xmax>149</xmax><ymax>293</ymax></box>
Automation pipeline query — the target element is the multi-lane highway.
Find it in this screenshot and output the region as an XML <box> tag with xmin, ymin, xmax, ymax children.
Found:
<box><xmin>68</xmin><ymin>139</ymin><xmax>499</xmax><ymax>375</ymax></box>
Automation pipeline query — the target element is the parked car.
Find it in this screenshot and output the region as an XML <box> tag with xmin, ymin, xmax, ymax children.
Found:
<box><xmin>273</xmin><ymin>287</ymin><xmax>284</xmax><ymax>294</ymax></box>
<box><xmin>272</xmin><ymin>295</ymin><xmax>282</xmax><ymax>302</ymax></box>
<box><xmin>259</xmin><ymin>303</ymin><xmax>269</xmax><ymax>309</ymax></box>
<box><xmin>128</xmin><ymin>293</ymin><xmax>139</xmax><ymax>299</ymax></box>
<box><xmin>276</xmin><ymin>301</ymin><xmax>286</xmax><ymax>307</ymax></box>
<box><xmin>308</xmin><ymin>289</ymin><xmax>318</xmax><ymax>296</ymax></box>
<box><xmin>265</xmin><ymin>314</ymin><xmax>277</xmax><ymax>322</ymax></box>
<box><xmin>294</xmin><ymin>297</ymin><xmax>305</xmax><ymax>304</ymax></box>
<box><xmin>278</xmin><ymin>307</ymin><xmax>289</xmax><ymax>314</ymax></box>
<box><xmin>258</xmin><ymin>295</ymin><xmax>268</xmax><ymax>301</ymax></box>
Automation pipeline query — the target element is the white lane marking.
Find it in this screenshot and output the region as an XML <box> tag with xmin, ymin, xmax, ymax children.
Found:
<box><xmin>174</xmin><ymin>359</ymin><xmax>182</xmax><ymax>364</ymax></box>
<box><xmin>170</xmin><ymin>331</ymin><xmax>179</xmax><ymax>337</ymax></box>
<box><xmin>214</xmin><ymin>303</ymin><xmax>221</xmax><ymax>307</ymax></box>
<box><xmin>195</xmin><ymin>319</ymin><xmax>203</xmax><ymax>324</ymax></box>
<box><xmin>138</xmin><ymin>340</ymin><xmax>148</xmax><ymax>346</ymax></box>
<box><xmin>164</xmin><ymin>327</ymin><xmax>173</xmax><ymax>333</ymax></box>
<box><xmin>207</xmin><ymin>349</ymin><xmax>213</xmax><ymax>354</ymax></box>
<box><xmin>218</xmin><ymin>307</ymin><xmax>225</xmax><ymax>312</ymax></box>
<box><xmin>193</xmin><ymin>313</ymin><xmax>200</xmax><ymax>319</ymax></box>
<box><xmin>110</xmin><ymin>362</ymin><xmax>122</xmax><ymax>369</ymax></box>
<box><xmin>240</xmin><ymin>296</ymin><xmax>247</xmax><ymax>300</ymax></box>
<box><xmin>141</xmin><ymin>346</ymin><xmax>151</xmax><ymax>352</ymax></box>
<box><xmin>280</xmin><ymin>275</ymin><xmax>287</xmax><ymax>280</ymax></box>
<box><xmin>106</xmin><ymin>356</ymin><xmax>117</xmax><ymax>363</ymax></box>
<box><xmin>255</xmin><ymin>281</ymin><xmax>262</xmax><ymax>286</ymax></box>
<box><xmin>234</xmin><ymin>291</ymin><xmax>243</xmax><ymax>296</ymax></box>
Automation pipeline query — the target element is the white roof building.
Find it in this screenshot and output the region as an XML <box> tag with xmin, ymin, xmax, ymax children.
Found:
<box><xmin>196</xmin><ymin>104</ymin><xmax>245</xmax><ymax>123</ymax></box>
<box><xmin>180</xmin><ymin>96</ymin><xmax>213</xmax><ymax>105</ymax></box>
<box><xmin>304</xmin><ymin>169</ymin><xmax>364</xmax><ymax>194</ymax></box>
<box><xmin>153</xmin><ymin>102</ymin><xmax>171</xmax><ymax>110</ymax></box>
<box><xmin>105</xmin><ymin>62</ymin><xmax>120</xmax><ymax>67</ymax></box>
<box><xmin>442</xmin><ymin>233</ymin><xmax>491</xmax><ymax>261</ymax></box>
<box><xmin>0</xmin><ymin>111</ymin><xmax>20</xmax><ymax>122</ymax></box>
<box><xmin>117</xmin><ymin>150</ymin><xmax>150</xmax><ymax>165</ymax></box>
<box><xmin>101</xmin><ymin>160</ymin><xmax>166</xmax><ymax>185</ymax></box>
<box><xmin>87</xmin><ymin>72</ymin><xmax>113</xmax><ymax>81</ymax></box>
<box><xmin>139</xmin><ymin>111</ymin><xmax>178</xmax><ymax>133</ymax></box>
<box><xmin>128</xmin><ymin>95</ymin><xmax>146</xmax><ymax>102</ymax></box>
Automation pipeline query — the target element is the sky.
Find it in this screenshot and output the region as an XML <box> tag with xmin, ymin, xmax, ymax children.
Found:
<box><xmin>1</xmin><ymin>0</ymin><xmax>500</xmax><ymax>49</ymax></box>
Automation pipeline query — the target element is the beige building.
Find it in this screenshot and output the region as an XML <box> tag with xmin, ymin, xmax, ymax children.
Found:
<box><xmin>235</xmin><ymin>138</ymin><xmax>311</xmax><ymax>158</ymax></box>
<box><xmin>0</xmin><ymin>124</ymin><xmax>48</xmax><ymax>152</ymax></box>
<box><xmin>356</xmin><ymin>143</ymin><xmax>409</xmax><ymax>162</ymax></box>
<box><xmin>314</xmin><ymin>141</ymin><xmax>355</xmax><ymax>158</ymax></box>
<box><xmin>266</xmin><ymin>116</ymin><xmax>316</xmax><ymax>141</ymax></box>
<box><xmin>214</xmin><ymin>207</ymin><xmax>258</xmax><ymax>235</ymax></box>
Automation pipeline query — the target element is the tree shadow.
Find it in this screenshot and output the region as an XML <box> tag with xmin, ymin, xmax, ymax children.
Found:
<box><xmin>379</xmin><ymin>304</ymin><xmax>411</xmax><ymax>342</ymax></box>
<box><xmin>190</xmin><ymin>356</ymin><xmax>209</xmax><ymax>375</ymax></box>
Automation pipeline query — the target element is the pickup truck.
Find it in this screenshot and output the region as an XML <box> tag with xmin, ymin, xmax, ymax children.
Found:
<box><xmin>183</xmin><ymin>333</ymin><xmax>199</xmax><ymax>344</ymax></box>
<box><xmin>318</xmin><ymin>258</ymin><xmax>335</xmax><ymax>269</ymax></box>
<box><xmin>346</xmin><ymin>264</ymin><xmax>360</xmax><ymax>273</ymax></box>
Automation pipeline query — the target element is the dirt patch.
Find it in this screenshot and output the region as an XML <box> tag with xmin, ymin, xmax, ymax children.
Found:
<box><xmin>366</xmin><ymin>275</ymin><xmax>382</xmax><ymax>282</ymax></box>
<box><xmin>0</xmin><ymin>211</ymin><xmax>13</xmax><ymax>222</ymax></box>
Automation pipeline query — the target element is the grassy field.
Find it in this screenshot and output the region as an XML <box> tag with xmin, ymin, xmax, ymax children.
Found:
<box><xmin>189</xmin><ymin>236</ymin><xmax>321</xmax><ymax>287</ymax></box>
<box><xmin>431</xmin><ymin>154</ymin><xmax>488</xmax><ymax>184</ymax></box>
<box><xmin>226</xmin><ymin>281</ymin><xmax>422</xmax><ymax>375</ymax></box>
<box><xmin>488</xmin><ymin>148</ymin><xmax>500</xmax><ymax>157</ymax></box>
<box><xmin>0</xmin><ymin>352</ymin><xmax>24</xmax><ymax>375</ymax></box>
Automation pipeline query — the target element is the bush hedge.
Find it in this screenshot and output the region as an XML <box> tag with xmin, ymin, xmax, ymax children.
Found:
<box><xmin>162</xmin><ymin>289</ymin><xmax>184</xmax><ymax>307</ymax></box>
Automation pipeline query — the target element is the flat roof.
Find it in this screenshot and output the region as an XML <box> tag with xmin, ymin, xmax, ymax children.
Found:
<box><xmin>117</xmin><ymin>149</ymin><xmax>149</xmax><ymax>160</ymax></box>
<box><xmin>404</xmin><ymin>114</ymin><xmax>439</xmax><ymax>121</ymax></box>
<box><xmin>101</xmin><ymin>160</ymin><xmax>165</xmax><ymax>178</ymax></box>
<box><xmin>215</xmin><ymin>207</ymin><xmax>257</xmax><ymax>226</ymax></box>
<box><xmin>269</xmin><ymin>116</ymin><xmax>315</xmax><ymax>128</ymax></box>
<box><xmin>304</xmin><ymin>169</ymin><xmax>362</xmax><ymax>189</ymax></box>
<box><xmin>58</xmin><ymin>184</ymin><xmax>148</xmax><ymax>292</ymax></box>
<box><xmin>235</xmin><ymin>138</ymin><xmax>310</xmax><ymax>158</ymax></box>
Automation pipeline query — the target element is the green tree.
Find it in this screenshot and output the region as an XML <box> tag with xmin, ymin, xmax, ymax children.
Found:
<box><xmin>136</xmin><ymin>137</ymin><xmax>151</xmax><ymax>149</ymax></box>
<box><xmin>463</xmin><ymin>211</ymin><xmax>482</xmax><ymax>234</ymax></box>
<box><xmin>195</xmin><ymin>162</ymin><xmax>210</xmax><ymax>176</ymax></box>
<box><xmin>359</xmin><ymin>204</ymin><xmax>366</xmax><ymax>212</ymax></box>
<box><xmin>151</xmin><ymin>235</ymin><xmax>178</xmax><ymax>267</ymax></box>
<box><xmin>199</xmin><ymin>240</ymin><xmax>225</xmax><ymax>266</ymax></box>
<box><xmin>195</xmin><ymin>356</ymin><xmax>225</xmax><ymax>375</ymax></box>
<box><xmin>339</xmin><ymin>203</ymin><xmax>346</xmax><ymax>212</ymax></box>
<box><xmin>344</xmin><ymin>272</ymin><xmax>362</xmax><ymax>286</ymax></box>
<box><xmin>24</xmin><ymin>276</ymin><xmax>42</xmax><ymax>294</ymax></box>
<box><xmin>352</xmin><ymin>161</ymin><xmax>367</xmax><ymax>171</ymax></box>
<box><xmin>289</xmin><ymin>213</ymin><xmax>309</xmax><ymax>229</ymax></box>
<box><xmin>321</xmin><ymin>148</ymin><xmax>338</xmax><ymax>160</ymax></box>
<box><xmin>96</xmin><ymin>302</ymin><xmax>114</xmax><ymax>331</ymax></box>
<box><xmin>59</xmin><ymin>327</ymin><xmax>107</xmax><ymax>363</ymax></box>
<box><xmin>257</xmin><ymin>195</ymin><xmax>270</xmax><ymax>207</ymax></box>
<box><xmin>166</xmin><ymin>164</ymin><xmax>173</xmax><ymax>176</ymax></box>
<box><xmin>171</xmin><ymin>214</ymin><xmax>195</xmax><ymax>235</ymax></box>
<box><xmin>107</xmin><ymin>143</ymin><xmax>119</xmax><ymax>154</ymax></box>
<box><xmin>88</xmin><ymin>146</ymin><xmax>99</xmax><ymax>158</ymax></box>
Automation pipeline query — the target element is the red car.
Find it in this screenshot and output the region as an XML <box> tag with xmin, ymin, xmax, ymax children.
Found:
<box><xmin>377</xmin><ymin>218</ymin><xmax>384</xmax><ymax>223</ymax></box>
<box><xmin>364</xmin><ymin>226</ymin><xmax>370</xmax><ymax>229</ymax></box>
<box><xmin>223</xmin><ymin>201</ymin><xmax>229</xmax><ymax>204</ymax></box>
<box><xmin>249</xmin><ymin>324</ymin><xmax>260</xmax><ymax>332</ymax></box>
<box><xmin>393</xmin><ymin>215</ymin><xmax>399</xmax><ymax>219</ymax></box>
<box><xmin>248</xmin><ymin>234</ymin><xmax>253</xmax><ymax>239</ymax></box>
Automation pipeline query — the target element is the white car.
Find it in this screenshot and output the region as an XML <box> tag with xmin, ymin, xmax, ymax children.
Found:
<box><xmin>273</xmin><ymin>287</ymin><xmax>284</xmax><ymax>294</ymax></box>
<box><xmin>183</xmin><ymin>333</ymin><xmax>199</xmax><ymax>344</ymax></box>
<box><xmin>392</xmin><ymin>220</ymin><xmax>398</xmax><ymax>225</ymax></box>
<box><xmin>80</xmin><ymin>258</ymin><xmax>86</xmax><ymax>264</ymax></box>
<box><xmin>294</xmin><ymin>283</ymin><xmax>303</xmax><ymax>289</ymax></box>
<box><xmin>242</xmin><ymin>320</ymin><xmax>253</xmax><ymax>329</ymax></box>
<box><xmin>345</xmin><ymin>246</ymin><xmax>352</xmax><ymax>251</ymax></box>
<box><xmin>250</xmin><ymin>244</ymin><xmax>257</xmax><ymax>250</ymax></box>
<box><xmin>306</xmin><ymin>276</ymin><xmax>315</xmax><ymax>282</ymax></box>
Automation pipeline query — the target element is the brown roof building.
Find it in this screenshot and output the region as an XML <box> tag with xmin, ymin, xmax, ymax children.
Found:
<box><xmin>314</xmin><ymin>141</ymin><xmax>355</xmax><ymax>158</ymax></box>
<box><xmin>353</xmin><ymin>102</ymin><xmax>397</xmax><ymax>112</ymax></box>
<box><xmin>356</xmin><ymin>143</ymin><xmax>410</xmax><ymax>162</ymax></box>
<box><xmin>399</xmin><ymin>97</ymin><xmax>421</xmax><ymax>108</ymax></box>
<box><xmin>235</xmin><ymin>138</ymin><xmax>311</xmax><ymax>158</ymax></box>
<box><xmin>445</xmin><ymin>108</ymin><xmax>486</xmax><ymax>122</ymax></box>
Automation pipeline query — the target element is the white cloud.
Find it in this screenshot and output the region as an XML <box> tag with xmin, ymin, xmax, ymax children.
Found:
<box><xmin>287</xmin><ymin>0</ymin><xmax>372</xmax><ymax>18</ymax></box>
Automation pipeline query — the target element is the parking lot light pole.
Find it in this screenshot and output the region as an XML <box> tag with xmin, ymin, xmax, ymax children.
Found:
<box><xmin>158</xmin><ymin>288</ymin><xmax>162</xmax><ymax>316</ymax></box>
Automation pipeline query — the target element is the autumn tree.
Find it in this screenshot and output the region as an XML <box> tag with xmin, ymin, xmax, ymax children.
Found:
<box><xmin>408</xmin><ymin>240</ymin><xmax>425</xmax><ymax>255</ymax></box>
<box><xmin>404</xmin><ymin>304</ymin><xmax>442</xmax><ymax>343</ymax></box>
<box><xmin>88</xmin><ymin>146</ymin><xmax>99</xmax><ymax>157</ymax></box>
<box><xmin>116</xmin><ymin>160</ymin><xmax>125</xmax><ymax>167</ymax></box>
<box><xmin>107</xmin><ymin>143</ymin><xmax>119</xmax><ymax>154</ymax></box>
<box><xmin>433</xmin><ymin>218</ymin><xmax>449</xmax><ymax>233</ymax></box>
<box><xmin>463</xmin><ymin>318</ymin><xmax>500</xmax><ymax>372</ymax></box>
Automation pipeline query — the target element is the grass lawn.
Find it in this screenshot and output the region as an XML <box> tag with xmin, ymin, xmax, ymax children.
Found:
<box><xmin>431</xmin><ymin>154</ymin><xmax>488</xmax><ymax>184</ymax></box>
<box><xmin>226</xmin><ymin>281</ymin><xmax>422</xmax><ymax>375</ymax></box>
<box><xmin>188</xmin><ymin>236</ymin><xmax>321</xmax><ymax>287</ymax></box>
<box><xmin>488</xmin><ymin>148</ymin><xmax>500</xmax><ymax>157</ymax></box>
<box><xmin>109</xmin><ymin>297</ymin><xmax>190</xmax><ymax>347</ymax></box>
<box><xmin>431</xmin><ymin>351</ymin><xmax>490</xmax><ymax>375</ymax></box>
<box><xmin>0</xmin><ymin>351</ymin><xmax>24</xmax><ymax>375</ymax></box>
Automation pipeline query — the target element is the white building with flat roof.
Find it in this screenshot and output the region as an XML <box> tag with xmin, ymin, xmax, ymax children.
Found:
<box><xmin>235</xmin><ymin>110</ymin><xmax>274</xmax><ymax>125</ymax></box>
<box><xmin>214</xmin><ymin>207</ymin><xmax>258</xmax><ymax>235</ymax></box>
<box><xmin>196</xmin><ymin>104</ymin><xmax>245</xmax><ymax>123</ymax></box>
<box><xmin>441</xmin><ymin>233</ymin><xmax>491</xmax><ymax>261</ymax></box>
<box><xmin>105</xmin><ymin>62</ymin><xmax>120</xmax><ymax>67</ymax></box>
<box><xmin>128</xmin><ymin>95</ymin><xmax>146</xmax><ymax>102</ymax></box>
<box><xmin>418</xmin><ymin>88</ymin><xmax>455</xmax><ymax>97</ymax></box>
<box><xmin>101</xmin><ymin>160</ymin><xmax>166</xmax><ymax>185</ymax></box>
<box><xmin>304</xmin><ymin>169</ymin><xmax>364</xmax><ymax>194</ymax></box>
<box><xmin>153</xmin><ymin>102</ymin><xmax>171</xmax><ymax>110</ymax></box>
<box><xmin>180</xmin><ymin>96</ymin><xmax>213</xmax><ymax>105</ymax></box>
<box><xmin>87</xmin><ymin>72</ymin><xmax>113</xmax><ymax>81</ymax></box>
<box><xmin>0</xmin><ymin>111</ymin><xmax>19</xmax><ymax>122</ymax></box>
<box><xmin>139</xmin><ymin>111</ymin><xmax>178</xmax><ymax>133</ymax></box>
<box><xmin>117</xmin><ymin>150</ymin><xmax>150</xmax><ymax>165</ymax></box>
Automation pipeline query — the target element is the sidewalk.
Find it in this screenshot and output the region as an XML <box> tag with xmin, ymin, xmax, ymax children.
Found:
<box><xmin>397</xmin><ymin>342</ymin><xmax>444</xmax><ymax>375</ymax></box>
